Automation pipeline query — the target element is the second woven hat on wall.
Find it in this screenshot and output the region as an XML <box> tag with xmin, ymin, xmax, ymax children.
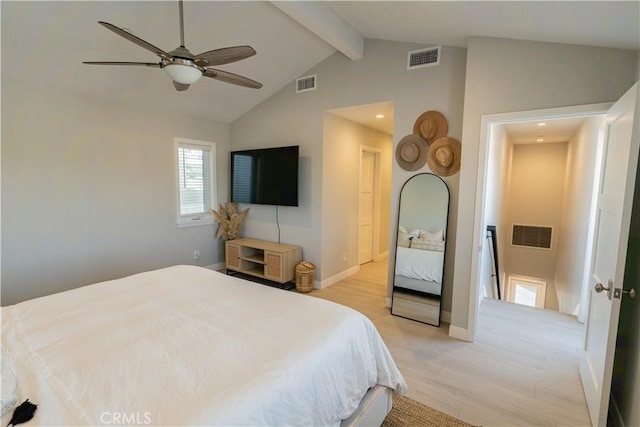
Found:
<box><xmin>395</xmin><ymin>134</ymin><xmax>429</xmax><ymax>171</ymax></box>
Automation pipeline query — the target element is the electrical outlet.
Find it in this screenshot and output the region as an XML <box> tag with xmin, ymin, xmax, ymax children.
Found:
<box><xmin>193</xmin><ymin>250</ymin><xmax>201</xmax><ymax>260</ymax></box>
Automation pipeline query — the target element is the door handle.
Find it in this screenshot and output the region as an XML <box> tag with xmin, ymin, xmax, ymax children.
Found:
<box><xmin>595</xmin><ymin>279</ymin><xmax>614</xmax><ymax>300</ymax></box>
<box><xmin>621</xmin><ymin>288</ymin><xmax>636</xmax><ymax>299</ymax></box>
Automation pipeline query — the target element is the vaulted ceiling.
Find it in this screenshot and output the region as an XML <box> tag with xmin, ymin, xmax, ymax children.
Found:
<box><xmin>2</xmin><ymin>1</ymin><xmax>638</xmax><ymax>124</ymax></box>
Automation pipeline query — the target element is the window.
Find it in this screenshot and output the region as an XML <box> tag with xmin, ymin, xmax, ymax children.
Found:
<box><xmin>175</xmin><ymin>138</ymin><xmax>216</xmax><ymax>227</ymax></box>
<box><xmin>231</xmin><ymin>153</ymin><xmax>254</xmax><ymax>202</ymax></box>
<box><xmin>506</xmin><ymin>275</ymin><xmax>547</xmax><ymax>309</ymax></box>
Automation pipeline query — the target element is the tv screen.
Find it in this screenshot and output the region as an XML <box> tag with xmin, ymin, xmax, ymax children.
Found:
<box><xmin>230</xmin><ymin>145</ymin><xmax>299</xmax><ymax>206</ymax></box>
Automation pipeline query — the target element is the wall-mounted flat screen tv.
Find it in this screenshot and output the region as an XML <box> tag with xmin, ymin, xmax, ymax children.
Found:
<box><xmin>230</xmin><ymin>145</ymin><xmax>299</xmax><ymax>207</ymax></box>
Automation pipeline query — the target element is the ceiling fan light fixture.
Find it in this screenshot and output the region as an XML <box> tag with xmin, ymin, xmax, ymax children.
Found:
<box><xmin>164</xmin><ymin>63</ymin><xmax>202</xmax><ymax>84</ymax></box>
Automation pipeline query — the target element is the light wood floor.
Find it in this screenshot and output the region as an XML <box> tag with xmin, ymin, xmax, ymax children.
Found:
<box><xmin>307</xmin><ymin>259</ymin><xmax>592</xmax><ymax>426</ymax></box>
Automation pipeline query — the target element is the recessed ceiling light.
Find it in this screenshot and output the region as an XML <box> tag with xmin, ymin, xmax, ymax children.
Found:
<box><xmin>376</xmin><ymin>114</ymin><xmax>384</xmax><ymax>119</ymax></box>
<box><xmin>536</xmin><ymin>136</ymin><xmax>544</xmax><ymax>142</ymax></box>
<box><xmin>537</xmin><ymin>122</ymin><xmax>546</xmax><ymax>127</ymax></box>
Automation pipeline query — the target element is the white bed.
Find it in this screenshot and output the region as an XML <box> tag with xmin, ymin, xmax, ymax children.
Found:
<box><xmin>1</xmin><ymin>265</ymin><xmax>406</xmax><ymax>426</ymax></box>
<box><xmin>394</xmin><ymin>246</ymin><xmax>443</xmax><ymax>295</ymax></box>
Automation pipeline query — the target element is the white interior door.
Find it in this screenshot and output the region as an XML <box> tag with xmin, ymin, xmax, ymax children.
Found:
<box><xmin>359</xmin><ymin>151</ymin><xmax>375</xmax><ymax>264</ymax></box>
<box><xmin>580</xmin><ymin>82</ymin><xmax>639</xmax><ymax>427</ymax></box>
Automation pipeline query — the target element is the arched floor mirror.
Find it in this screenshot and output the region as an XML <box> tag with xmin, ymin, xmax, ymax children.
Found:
<box><xmin>391</xmin><ymin>173</ymin><xmax>450</xmax><ymax>327</ymax></box>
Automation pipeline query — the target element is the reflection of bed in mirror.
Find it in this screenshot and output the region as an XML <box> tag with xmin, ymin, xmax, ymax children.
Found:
<box><xmin>394</xmin><ymin>246</ymin><xmax>444</xmax><ymax>295</ymax></box>
<box><xmin>391</xmin><ymin>173</ymin><xmax>449</xmax><ymax>327</ymax></box>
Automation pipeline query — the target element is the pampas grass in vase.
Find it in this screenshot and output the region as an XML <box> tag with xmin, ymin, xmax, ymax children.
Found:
<box><xmin>211</xmin><ymin>202</ymin><xmax>249</xmax><ymax>240</ymax></box>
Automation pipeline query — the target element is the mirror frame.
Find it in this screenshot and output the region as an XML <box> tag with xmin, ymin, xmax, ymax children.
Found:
<box><xmin>391</xmin><ymin>173</ymin><xmax>450</xmax><ymax>327</ymax></box>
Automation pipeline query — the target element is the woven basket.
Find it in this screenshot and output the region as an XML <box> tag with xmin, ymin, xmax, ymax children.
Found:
<box><xmin>295</xmin><ymin>261</ymin><xmax>316</xmax><ymax>293</ymax></box>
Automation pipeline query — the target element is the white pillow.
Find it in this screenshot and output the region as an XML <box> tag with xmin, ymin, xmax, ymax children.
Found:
<box><xmin>411</xmin><ymin>238</ymin><xmax>445</xmax><ymax>252</ymax></box>
<box><xmin>409</xmin><ymin>229</ymin><xmax>421</xmax><ymax>238</ymax></box>
<box><xmin>397</xmin><ymin>231</ymin><xmax>412</xmax><ymax>248</ymax></box>
<box><xmin>398</xmin><ymin>226</ymin><xmax>408</xmax><ymax>233</ymax></box>
<box><xmin>420</xmin><ymin>229</ymin><xmax>444</xmax><ymax>241</ymax></box>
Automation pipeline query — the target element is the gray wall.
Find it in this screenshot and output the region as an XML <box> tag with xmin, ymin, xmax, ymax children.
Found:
<box><xmin>555</xmin><ymin>116</ymin><xmax>603</xmax><ymax>319</ymax></box>
<box><xmin>231</xmin><ymin>39</ymin><xmax>467</xmax><ymax>314</ymax></box>
<box><xmin>481</xmin><ymin>125</ymin><xmax>512</xmax><ymax>299</ymax></box>
<box><xmin>452</xmin><ymin>36</ymin><xmax>638</xmax><ymax>332</ymax></box>
<box><xmin>1</xmin><ymin>83</ymin><xmax>231</xmax><ymax>305</ymax></box>
<box><xmin>398</xmin><ymin>174</ymin><xmax>448</xmax><ymax>234</ymax></box>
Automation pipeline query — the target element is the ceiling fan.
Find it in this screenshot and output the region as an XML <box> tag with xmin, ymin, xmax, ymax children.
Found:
<box><xmin>83</xmin><ymin>0</ymin><xmax>262</xmax><ymax>92</ymax></box>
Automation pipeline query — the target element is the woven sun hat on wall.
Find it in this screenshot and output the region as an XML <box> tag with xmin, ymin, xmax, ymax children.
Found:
<box><xmin>427</xmin><ymin>136</ymin><xmax>461</xmax><ymax>177</ymax></box>
<box><xmin>413</xmin><ymin>110</ymin><xmax>448</xmax><ymax>145</ymax></box>
<box><xmin>395</xmin><ymin>134</ymin><xmax>429</xmax><ymax>171</ymax></box>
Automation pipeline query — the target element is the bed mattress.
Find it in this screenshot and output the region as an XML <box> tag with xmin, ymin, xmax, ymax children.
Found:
<box><xmin>395</xmin><ymin>246</ymin><xmax>443</xmax><ymax>283</ymax></box>
<box><xmin>1</xmin><ymin>265</ymin><xmax>406</xmax><ymax>426</ymax></box>
<box><xmin>394</xmin><ymin>275</ymin><xmax>441</xmax><ymax>296</ymax></box>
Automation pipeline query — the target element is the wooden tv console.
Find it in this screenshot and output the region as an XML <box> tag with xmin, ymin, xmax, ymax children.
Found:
<box><xmin>225</xmin><ymin>238</ymin><xmax>302</xmax><ymax>285</ymax></box>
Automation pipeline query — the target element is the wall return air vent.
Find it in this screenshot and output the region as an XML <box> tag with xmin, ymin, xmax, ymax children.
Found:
<box><xmin>511</xmin><ymin>224</ymin><xmax>553</xmax><ymax>250</ymax></box>
<box><xmin>407</xmin><ymin>46</ymin><xmax>441</xmax><ymax>70</ymax></box>
<box><xmin>296</xmin><ymin>75</ymin><xmax>317</xmax><ymax>93</ymax></box>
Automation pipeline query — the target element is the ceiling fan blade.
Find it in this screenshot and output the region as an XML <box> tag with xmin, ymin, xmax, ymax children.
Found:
<box><xmin>203</xmin><ymin>69</ymin><xmax>262</xmax><ymax>89</ymax></box>
<box><xmin>98</xmin><ymin>21</ymin><xmax>171</xmax><ymax>60</ymax></box>
<box><xmin>173</xmin><ymin>81</ymin><xmax>190</xmax><ymax>91</ymax></box>
<box><xmin>194</xmin><ymin>46</ymin><xmax>257</xmax><ymax>67</ymax></box>
<box><xmin>83</xmin><ymin>61</ymin><xmax>162</xmax><ymax>68</ymax></box>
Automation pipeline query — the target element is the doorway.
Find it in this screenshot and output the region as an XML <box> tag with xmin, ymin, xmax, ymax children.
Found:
<box><xmin>359</xmin><ymin>148</ymin><xmax>381</xmax><ymax>265</ymax></box>
<box><xmin>323</xmin><ymin>101</ymin><xmax>394</xmax><ymax>283</ymax></box>
<box><xmin>468</xmin><ymin>102</ymin><xmax>613</xmax><ymax>340</ymax></box>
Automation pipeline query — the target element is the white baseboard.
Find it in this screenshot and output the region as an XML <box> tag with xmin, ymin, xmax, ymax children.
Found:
<box><xmin>441</xmin><ymin>310</ymin><xmax>451</xmax><ymax>324</ymax></box>
<box><xmin>318</xmin><ymin>265</ymin><xmax>360</xmax><ymax>289</ymax></box>
<box><xmin>206</xmin><ymin>262</ymin><xmax>225</xmax><ymax>271</ymax></box>
<box><xmin>449</xmin><ymin>325</ymin><xmax>473</xmax><ymax>342</ymax></box>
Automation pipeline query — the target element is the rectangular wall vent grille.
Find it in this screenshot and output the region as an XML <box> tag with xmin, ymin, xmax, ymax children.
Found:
<box><xmin>296</xmin><ymin>75</ymin><xmax>317</xmax><ymax>93</ymax></box>
<box><xmin>407</xmin><ymin>46</ymin><xmax>441</xmax><ymax>70</ymax></box>
<box><xmin>512</xmin><ymin>225</ymin><xmax>553</xmax><ymax>249</ymax></box>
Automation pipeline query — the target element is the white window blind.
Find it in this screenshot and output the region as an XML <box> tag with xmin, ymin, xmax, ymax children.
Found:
<box><xmin>175</xmin><ymin>138</ymin><xmax>216</xmax><ymax>227</ymax></box>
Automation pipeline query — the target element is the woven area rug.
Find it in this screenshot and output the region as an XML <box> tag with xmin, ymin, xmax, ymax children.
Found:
<box><xmin>382</xmin><ymin>395</ymin><xmax>476</xmax><ymax>427</ymax></box>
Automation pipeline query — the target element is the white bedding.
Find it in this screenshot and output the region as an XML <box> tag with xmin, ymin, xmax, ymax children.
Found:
<box><xmin>1</xmin><ymin>265</ymin><xmax>406</xmax><ymax>426</ymax></box>
<box><xmin>393</xmin><ymin>276</ymin><xmax>441</xmax><ymax>296</ymax></box>
<box><xmin>394</xmin><ymin>246</ymin><xmax>444</xmax><ymax>283</ymax></box>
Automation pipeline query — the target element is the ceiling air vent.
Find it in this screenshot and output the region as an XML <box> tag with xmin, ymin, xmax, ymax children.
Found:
<box><xmin>407</xmin><ymin>46</ymin><xmax>441</xmax><ymax>70</ymax></box>
<box><xmin>296</xmin><ymin>75</ymin><xmax>317</xmax><ymax>93</ymax></box>
<box><xmin>511</xmin><ymin>225</ymin><xmax>553</xmax><ymax>250</ymax></box>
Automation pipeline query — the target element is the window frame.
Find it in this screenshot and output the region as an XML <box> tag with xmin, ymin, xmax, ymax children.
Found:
<box><xmin>174</xmin><ymin>137</ymin><xmax>217</xmax><ymax>228</ymax></box>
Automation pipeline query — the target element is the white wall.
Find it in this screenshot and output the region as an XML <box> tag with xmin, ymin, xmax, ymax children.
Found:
<box><xmin>231</xmin><ymin>39</ymin><xmax>467</xmax><ymax>314</ymax></box>
<box><xmin>504</xmin><ymin>142</ymin><xmax>568</xmax><ymax>311</ymax></box>
<box><xmin>452</xmin><ymin>36</ymin><xmax>638</xmax><ymax>332</ymax></box>
<box><xmin>1</xmin><ymin>82</ymin><xmax>231</xmax><ymax>305</ymax></box>
<box><xmin>554</xmin><ymin>116</ymin><xmax>604</xmax><ymax>315</ymax></box>
<box><xmin>322</xmin><ymin>113</ymin><xmax>392</xmax><ymax>280</ymax></box>
<box><xmin>480</xmin><ymin>125</ymin><xmax>512</xmax><ymax>300</ymax></box>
